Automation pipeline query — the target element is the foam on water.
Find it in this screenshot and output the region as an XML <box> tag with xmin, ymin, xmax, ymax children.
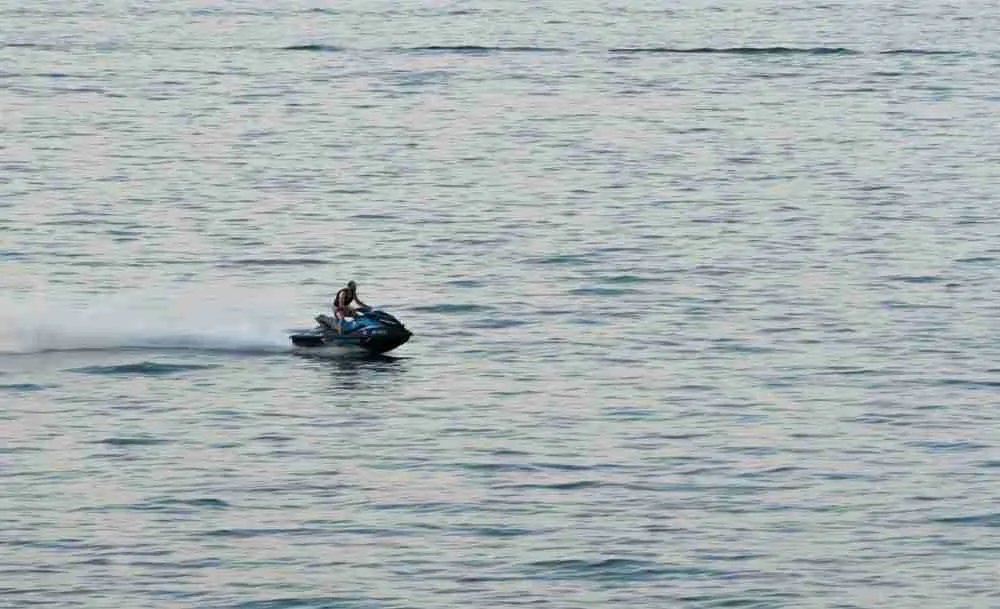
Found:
<box><xmin>0</xmin><ymin>296</ymin><xmax>294</xmax><ymax>355</ymax></box>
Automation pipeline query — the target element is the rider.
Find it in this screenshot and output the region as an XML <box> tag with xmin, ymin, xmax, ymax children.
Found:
<box><xmin>333</xmin><ymin>280</ymin><xmax>367</xmax><ymax>333</ymax></box>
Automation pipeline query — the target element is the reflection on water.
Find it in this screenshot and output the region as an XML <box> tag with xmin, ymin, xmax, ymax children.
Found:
<box><xmin>298</xmin><ymin>351</ymin><xmax>407</xmax><ymax>392</ymax></box>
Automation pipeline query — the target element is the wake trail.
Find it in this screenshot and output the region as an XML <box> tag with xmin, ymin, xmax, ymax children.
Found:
<box><xmin>0</xmin><ymin>302</ymin><xmax>298</xmax><ymax>356</ymax></box>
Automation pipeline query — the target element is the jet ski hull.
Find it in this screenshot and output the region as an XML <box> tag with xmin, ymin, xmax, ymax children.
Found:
<box><xmin>289</xmin><ymin>308</ymin><xmax>412</xmax><ymax>355</ymax></box>
<box><xmin>289</xmin><ymin>329</ymin><xmax>411</xmax><ymax>354</ymax></box>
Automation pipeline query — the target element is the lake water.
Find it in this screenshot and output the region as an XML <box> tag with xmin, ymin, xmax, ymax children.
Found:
<box><xmin>2</xmin><ymin>2</ymin><xmax>999</xmax><ymax>608</ymax></box>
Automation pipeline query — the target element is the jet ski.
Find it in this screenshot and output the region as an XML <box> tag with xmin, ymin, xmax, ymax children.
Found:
<box><xmin>289</xmin><ymin>306</ymin><xmax>412</xmax><ymax>355</ymax></box>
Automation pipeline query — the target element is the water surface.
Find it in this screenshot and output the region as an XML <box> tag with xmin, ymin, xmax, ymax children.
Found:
<box><xmin>2</xmin><ymin>2</ymin><xmax>1000</xmax><ymax>608</ymax></box>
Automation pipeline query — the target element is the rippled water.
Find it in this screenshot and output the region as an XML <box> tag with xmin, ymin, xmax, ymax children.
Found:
<box><xmin>3</xmin><ymin>2</ymin><xmax>1000</xmax><ymax>608</ymax></box>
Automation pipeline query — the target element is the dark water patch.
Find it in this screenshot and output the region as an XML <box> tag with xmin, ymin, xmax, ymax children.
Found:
<box><xmin>935</xmin><ymin>378</ymin><xmax>1000</xmax><ymax>388</ymax></box>
<box><xmin>64</xmin><ymin>260</ymin><xmax>123</xmax><ymax>270</ymax></box>
<box><xmin>857</xmin><ymin>184</ymin><xmax>895</xmax><ymax>192</ymax></box>
<box><xmin>644</xmin><ymin>432</ymin><xmax>712</xmax><ymax>440</ymax></box>
<box><xmin>694</xmin><ymin>551</ymin><xmax>766</xmax><ymax>562</ymax></box>
<box><xmin>227</xmin><ymin>597</ymin><xmax>378</xmax><ymax>609</ymax></box>
<box><xmin>161</xmin><ymin>68</ymin><xmax>245</xmax><ymax>76</ymax></box>
<box><xmin>460</xmin><ymin>526</ymin><xmax>539</xmax><ymax>538</ymax></box>
<box><xmin>239</xmin><ymin>480</ymin><xmax>348</xmax><ymax>495</ymax></box>
<box><xmin>880</xmin><ymin>49</ymin><xmax>965</xmax><ymax>55</ymax></box>
<box><xmin>596</xmin><ymin>245</ymin><xmax>650</xmax><ymax>254</ymax></box>
<box><xmin>604</xmin><ymin>406</ymin><xmax>657</xmax><ymax>419</ymax></box>
<box><xmin>930</xmin><ymin>513</ymin><xmax>1000</xmax><ymax>527</ymax></box>
<box><xmin>956</xmin><ymin>216</ymin><xmax>992</xmax><ymax>226</ymax></box>
<box><xmin>126</xmin><ymin>557</ymin><xmax>223</xmax><ymax>570</ymax></box>
<box><xmin>93</xmin><ymin>436</ymin><xmax>169</xmax><ymax>447</ymax></box>
<box><xmin>849</xmin><ymin>412</ymin><xmax>921</xmax><ymax>426</ymax></box>
<box><xmin>107</xmin><ymin>228</ymin><xmax>141</xmax><ymax>241</ymax></box>
<box><xmin>281</xmin><ymin>44</ymin><xmax>343</xmax><ymax>52</ymax></box>
<box><xmin>685</xmin><ymin>597</ymin><xmax>784</xmax><ymax>608</ymax></box>
<box><xmin>300</xmin><ymin>522</ymin><xmax>390</xmax><ymax>536</ymax></box>
<box><xmin>524</xmin><ymin>558</ymin><xmax>723</xmax><ymax>581</ymax></box>
<box><xmin>0</xmin><ymin>538</ymin><xmax>118</xmax><ymax>550</ymax></box>
<box><xmin>910</xmin><ymin>494</ymin><xmax>948</xmax><ymax>502</ymax></box>
<box><xmin>887</xmin><ymin>275</ymin><xmax>945</xmax><ymax>284</ymax></box>
<box><xmin>610</xmin><ymin>46</ymin><xmax>860</xmax><ymax>55</ymax></box>
<box><xmin>369</xmin><ymin>501</ymin><xmax>473</xmax><ymax>513</ymax></box>
<box><xmin>823</xmin><ymin>366</ymin><xmax>887</xmax><ymax>376</ymax></box>
<box><xmin>440</xmin><ymin>425</ymin><xmax>502</xmax><ymax>436</ymax></box>
<box><xmin>498</xmin><ymin>480</ymin><xmax>601</xmax><ymax>491</ymax></box>
<box><xmin>530</xmin><ymin>461</ymin><xmax>608</xmax><ymax>472</ymax></box>
<box><xmin>446</xmin><ymin>278</ymin><xmax>485</xmax><ymax>287</ymax></box>
<box><xmin>323</xmin><ymin>190</ymin><xmax>373</xmax><ymax>197</ymax></box>
<box><xmin>455</xmin><ymin>574</ymin><xmax>521</xmax><ymax>584</ymax></box>
<box><xmin>483</xmin><ymin>448</ymin><xmax>530</xmax><ymax>458</ymax></box>
<box><xmin>0</xmin><ymin>566</ymin><xmax>64</xmax><ymax>576</ymax></box>
<box><xmin>710</xmin><ymin>341</ymin><xmax>779</xmax><ymax>354</ymax></box>
<box><xmin>408</xmin><ymin>45</ymin><xmax>567</xmax><ymax>54</ymax></box>
<box><xmin>879</xmin><ymin>300</ymin><xmax>952</xmax><ymax>310</ymax></box>
<box><xmin>152</xmin><ymin>497</ymin><xmax>231</xmax><ymax>509</ymax></box>
<box><xmin>88</xmin><ymin>497</ymin><xmax>230</xmax><ymax>512</ymax></box>
<box><xmin>0</xmin><ymin>446</ymin><xmax>43</xmax><ymax>454</ymax></box>
<box><xmin>66</xmin><ymin>362</ymin><xmax>219</xmax><ymax>376</ymax></box>
<box><xmin>350</xmin><ymin>212</ymin><xmax>397</xmax><ymax>220</ymax></box>
<box><xmin>603</xmin><ymin>274</ymin><xmax>654</xmax><ymax>284</ymax></box>
<box><xmin>201</xmin><ymin>527</ymin><xmax>325</xmax><ymax>539</ymax></box>
<box><xmin>737</xmin><ymin>465</ymin><xmax>802</xmax><ymax>478</ymax></box>
<box><xmin>750</xmin><ymin>71</ymin><xmax>804</xmax><ymax>80</ymax></box>
<box><xmin>568</xmin><ymin>286</ymin><xmax>636</xmax><ymax>296</ymax></box>
<box><xmin>2</xmin><ymin>42</ymin><xmax>61</xmax><ymax>49</ymax></box>
<box><xmin>906</xmin><ymin>440</ymin><xmax>989</xmax><ymax>452</ymax></box>
<box><xmin>525</xmin><ymin>253</ymin><xmax>597</xmax><ymax>265</ymax></box>
<box><xmin>151</xmin><ymin>44</ymin><xmax>253</xmax><ymax>52</ymax></box>
<box><xmin>0</xmin><ymin>383</ymin><xmax>47</xmax><ymax>392</ymax></box>
<box><xmin>52</xmin><ymin>85</ymin><xmax>107</xmax><ymax>95</ymax></box>
<box><xmin>758</xmin><ymin>325</ymin><xmax>804</xmax><ymax>335</ymax></box>
<box><xmin>253</xmin><ymin>433</ymin><xmax>295</xmax><ymax>442</ymax></box>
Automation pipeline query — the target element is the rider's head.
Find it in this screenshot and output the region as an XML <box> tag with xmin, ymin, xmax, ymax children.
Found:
<box><xmin>347</xmin><ymin>280</ymin><xmax>357</xmax><ymax>292</ymax></box>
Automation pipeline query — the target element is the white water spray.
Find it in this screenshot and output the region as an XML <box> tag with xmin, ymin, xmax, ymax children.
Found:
<box><xmin>0</xmin><ymin>293</ymin><xmax>300</xmax><ymax>355</ymax></box>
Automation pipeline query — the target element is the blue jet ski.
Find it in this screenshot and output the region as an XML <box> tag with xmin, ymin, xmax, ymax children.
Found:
<box><xmin>289</xmin><ymin>306</ymin><xmax>412</xmax><ymax>355</ymax></box>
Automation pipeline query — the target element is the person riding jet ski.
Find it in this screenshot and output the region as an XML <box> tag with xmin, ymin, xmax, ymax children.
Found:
<box><xmin>333</xmin><ymin>280</ymin><xmax>368</xmax><ymax>333</ymax></box>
